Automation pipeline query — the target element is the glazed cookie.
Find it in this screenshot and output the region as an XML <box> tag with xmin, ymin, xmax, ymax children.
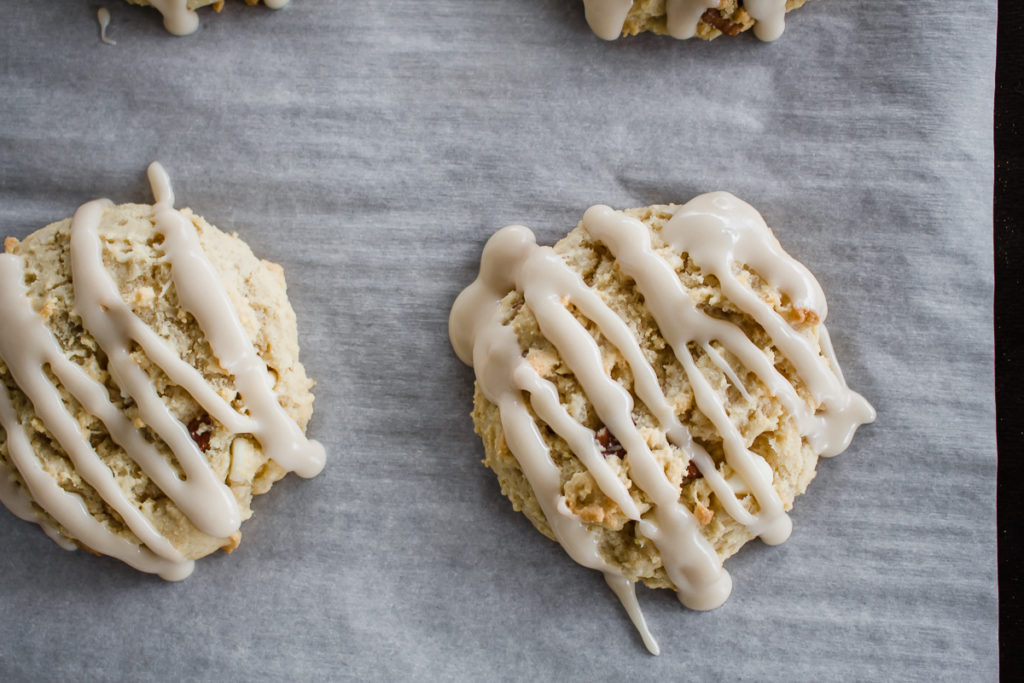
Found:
<box><xmin>449</xmin><ymin>193</ymin><xmax>873</xmax><ymax>654</ymax></box>
<box><xmin>0</xmin><ymin>163</ymin><xmax>325</xmax><ymax>580</ymax></box>
<box><xmin>124</xmin><ymin>0</ymin><xmax>289</xmax><ymax>35</ymax></box>
<box><xmin>583</xmin><ymin>0</ymin><xmax>808</xmax><ymax>41</ymax></box>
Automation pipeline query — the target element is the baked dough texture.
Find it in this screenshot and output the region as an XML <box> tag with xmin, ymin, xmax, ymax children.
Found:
<box><xmin>615</xmin><ymin>0</ymin><xmax>808</xmax><ymax>40</ymax></box>
<box><xmin>470</xmin><ymin>204</ymin><xmax>832</xmax><ymax>589</ymax></box>
<box><xmin>0</xmin><ymin>202</ymin><xmax>316</xmax><ymax>565</ymax></box>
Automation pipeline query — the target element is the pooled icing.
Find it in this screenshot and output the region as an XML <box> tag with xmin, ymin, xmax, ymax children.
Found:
<box><xmin>145</xmin><ymin>0</ymin><xmax>290</xmax><ymax>36</ymax></box>
<box><xmin>449</xmin><ymin>192</ymin><xmax>874</xmax><ymax>654</ymax></box>
<box><xmin>581</xmin><ymin>0</ymin><xmax>794</xmax><ymax>41</ymax></box>
<box><xmin>0</xmin><ymin>163</ymin><xmax>324</xmax><ymax>579</ymax></box>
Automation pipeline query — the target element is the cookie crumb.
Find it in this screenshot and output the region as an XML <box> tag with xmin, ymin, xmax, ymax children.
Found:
<box><xmin>38</xmin><ymin>299</ymin><xmax>56</xmax><ymax>319</ymax></box>
<box><xmin>220</xmin><ymin>531</ymin><xmax>241</xmax><ymax>553</ymax></box>
<box><xmin>695</xmin><ymin>503</ymin><xmax>714</xmax><ymax>526</ymax></box>
<box><xmin>133</xmin><ymin>286</ymin><xmax>156</xmax><ymax>307</ymax></box>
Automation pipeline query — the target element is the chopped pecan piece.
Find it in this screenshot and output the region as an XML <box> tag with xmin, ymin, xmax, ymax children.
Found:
<box><xmin>681</xmin><ymin>460</ymin><xmax>702</xmax><ymax>484</ymax></box>
<box><xmin>595</xmin><ymin>427</ymin><xmax>626</xmax><ymax>458</ymax></box>
<box><xmin>700</xmin><ymin>9</ymin><xmax>744</xmax><ymax>36</ymax></box>
<box><xmin>187</xmin><ymin>415</ymin><xmax>213</xmax><ymax>453</ymax></box>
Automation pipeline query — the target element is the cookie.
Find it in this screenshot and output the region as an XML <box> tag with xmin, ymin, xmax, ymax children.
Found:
<box><xmin>449</xmin><ymin>193</ymin><xmax>873</xmax><ymax>654</ymax></box>
<box><xmin>0</xmin><ymin>163</ymin><xmax>325</xmax><ymax>580</ymax></box>
<box><xmin>124</xmin><ymin>0</ymin><xmax>289</xmax><ymax>35</ymax></box>
<box><xmin>583</xmin><ymin>0</ymin><xmax>809</xmax><ymax>41</ymax></box>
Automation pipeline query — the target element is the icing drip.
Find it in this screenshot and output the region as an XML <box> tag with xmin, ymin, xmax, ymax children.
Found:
<box><xmin>605</xmin><ymin>574</ymin><xmax>660</xmax><ymax>656</ymax></box>
<box><xmin>449</xmin><ymin>192</ymin><xmax>874</xmax><ymax>653</ymax></box>
<box><xmin>665</xmin><ymin>0</ymin><xmax>720</xmax><ymax>39</ymax></box>
<box><xmin>582</xmin><ymin>0</ymin><xmax>635</xmax><ymax>40</ymax></box>
<box><xmin>744</xmin><ymin>0</ymin><xmax>788</xmax><ymax>41</ymax></box>
<box><xmin>581</xmin><ymin>0</ymin><xmax>793</xmax><ymax>41</ymax></box>
<box><xmin>97</xmin><ymin>8</ymin><xmax>116</xmax><ymax>45</ymax></box>
<box><xmin>145</xmin><ymin>0</ymin><xmax>291</xmax><ymax>36</ymax></box>
<box><xmin>148</xmin><ymin>0</ymin><xmax>200</xmax><ymax>35</ymax></box>
<box><xmin>0</xmin><ymin>163</ymin><xmax>324</xmax><ymax>578</ymax></box>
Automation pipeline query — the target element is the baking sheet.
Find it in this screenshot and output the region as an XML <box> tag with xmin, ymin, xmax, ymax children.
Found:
<box><xmin>0</xmin><ymin>0</ymin><xmax>997</xmax><ymax>679</ymax></box>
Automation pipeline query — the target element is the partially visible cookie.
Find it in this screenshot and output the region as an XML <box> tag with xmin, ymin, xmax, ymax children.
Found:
<box><xmin>449</xmin><ymin>193</ymin><xmax>873</xmax><ymax>653</ymax></box>
<box><xmin>0</xmin><ymin>163</ymin><xmax>324</xmax><ymax>579</ymax></box>
<box><xmin>583</xmin><ymin>0</ymin><xmax>809</xmax><ymax>41</ymax></box>
<box><xmin>124</xmin><ymin>0</ymin><xmax>290</xmax><ymax>35</ymax></box>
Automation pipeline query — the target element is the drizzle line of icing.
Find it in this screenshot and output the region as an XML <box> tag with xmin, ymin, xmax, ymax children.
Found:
<box><xmin>146</xmin><ymin>0</ymin><xmax>290</xmax><ymax>36</ymax></box>
<box><xmin>449</xmin><ymin>192</ymin><xmax>874</xmax><ymax>653</ymax></box>
<box><xmin>0</xmin><ymin>162</ymin><xmax>324</xmax><ymax>579</ymax></box>
<box><xmin>581</xmin><ymin>0</ymin><xmax>792</xmax><ymax>41</ymax></box>
<box><xmin>744</xmin><ymin>0</ymin><xmax>788</xmax><ymax>41</ymax></box>
<box><xmin>146</xmin><ymin>164</ymin><xmax>325</xmax><ymax>479</ymax></box>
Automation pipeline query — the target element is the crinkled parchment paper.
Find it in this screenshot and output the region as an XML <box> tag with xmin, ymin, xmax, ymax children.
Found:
<box><xmin>0</xmin><ymin>1</ymin><xmax>996</xmax><ymax>678</ymax></box>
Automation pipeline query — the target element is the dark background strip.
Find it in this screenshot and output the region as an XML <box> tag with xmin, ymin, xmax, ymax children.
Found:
<box><xmin>997</xmin><ymin>1</ymin><xmax>1022</xmax><ymax>677</ymax></box>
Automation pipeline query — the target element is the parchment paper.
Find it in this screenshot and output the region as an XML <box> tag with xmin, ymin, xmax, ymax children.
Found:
<box><xmin>0</xmin><ymin>1</ymin><xmax>997</xmax><ymax>679</ymax></box>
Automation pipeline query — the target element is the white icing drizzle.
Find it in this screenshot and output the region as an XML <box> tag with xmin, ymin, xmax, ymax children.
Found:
<box><xmin>0</xmin><ymin>432</ymin><xmax>40</xmax><ymax>525</ymax></box>
<box><xmin>147</xmin><ymin>0</ymin><xmax>200</xmax><ymax>35</ymax></box>
<box><xmin>0</xmin><ymin>427</ymin><xmax>78</xmax><ymax>552</ymax></box>
<box><xmin>97</xmin><ymin>8</ymin><xmax>116</xmax><ymax>45</ymax></box>
<box><xmin>665</xmin><ymin>0</ymin><xmax>720</xmax><ymax>39</ymax></box>
<box><xmin>744</xmin><ymin>0</ymin><xmax>788</xmax><ymax>41</ymax></box>
<box><xmin>0</xmin><ymin>163</ymin><xmax>324</xmax><ymax>579</ymax></box>
<box><xmin>449</xmin><ymin>192</ymin><xmax>874</xmax><ymax>653</ymax></box>
<box><xmin>146</xmin><ymin>164</ymin><xmax>325</xmax><ymax>479</ymax></box>
<box><xmin>0</xmin><ymin>362</ymin><xmax>190</xmax><ymax>579</ymax></box>
<box><xmin>581</xmin><ymin>0</ymin><xmax>792</xmax><ymax>41</ymax></box>
<box><xmin>582</xmin><ymin>0</ymin><xmax>635</xmax><ymax>40</ymax></box>
<box><xmin>145</xmin><ymin>0</ymin><xmax>290</xmax><ymax>36</ymax></box>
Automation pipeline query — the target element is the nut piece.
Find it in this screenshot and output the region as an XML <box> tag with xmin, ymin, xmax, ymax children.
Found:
<box><xmin>220</xmin><ymin>531</ymin><xmax>241</xmax><ymax>553</ymax></box>
<box><xmin>229</xmin><ymin>436</ymin><xmax>262</xmax><ymax>485</ymax></box>
<box><xmin>681</xmin><ymin>460</ymin><xmax>702</xmax><ymax>485</ymax></box>
<box><xmin>187</xmin><ymin>416</ymin><xmax>213</xmax><ymax>453</ymax></box>
<box><xmin>595</xmin><ymin>427</ymin><xmax>626</xmax><ymax>459</ymax></box>
<box><xmin>694</xmin><ymin>503</ymin><xmax>714</xmax><ymax>526</ymax></box>
<box><xmin>700</xmin><ymin>8</ymin><xmax>744</xmax><ymax>36</ymax></box>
